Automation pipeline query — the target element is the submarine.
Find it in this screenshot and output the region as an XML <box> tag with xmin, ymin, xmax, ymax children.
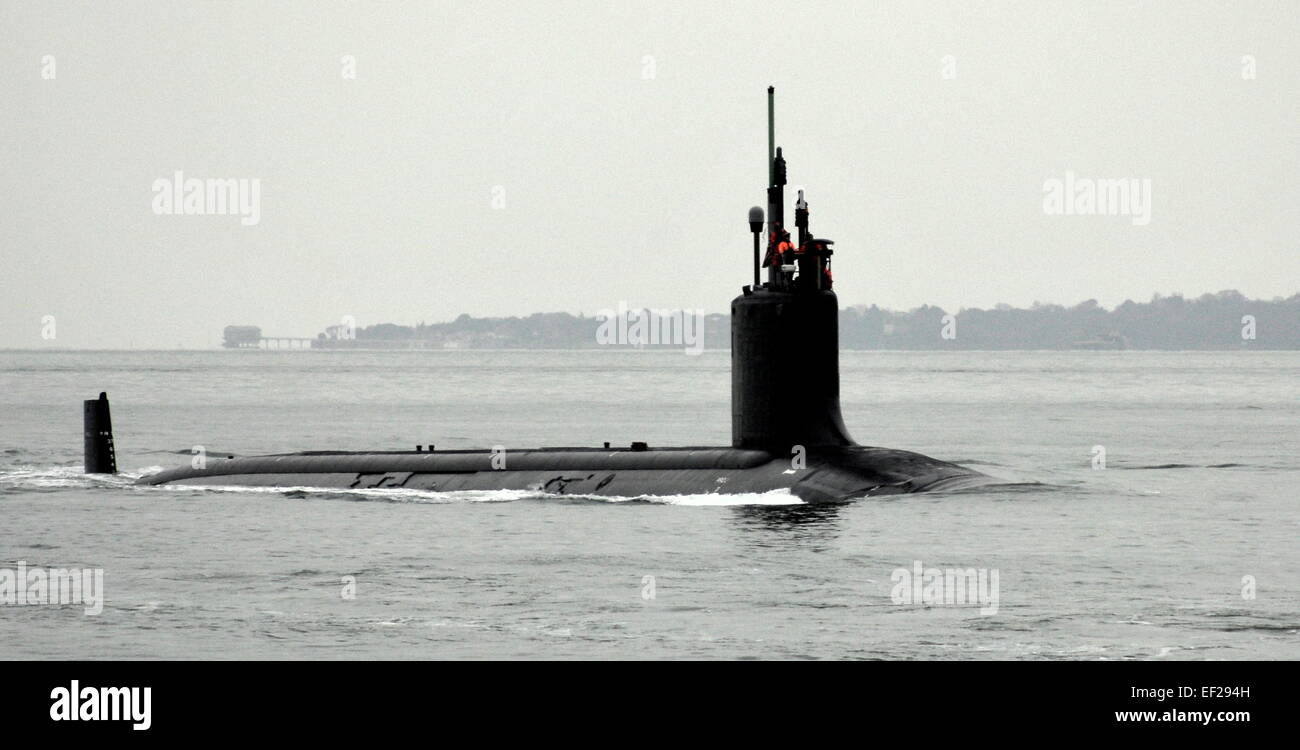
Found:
<box><xmin>89</xmin><ymin>88</ymin><xmax>992</xmax><ymax>502</ymax></box>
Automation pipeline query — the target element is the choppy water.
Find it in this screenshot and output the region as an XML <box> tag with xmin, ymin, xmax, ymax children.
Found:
<box><xmin>1</xmin><ymin>350</ymin><xmax>1296</xmax><ymax>659</ymax></box>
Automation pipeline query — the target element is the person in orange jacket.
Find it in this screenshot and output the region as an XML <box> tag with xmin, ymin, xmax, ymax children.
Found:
<box><xmin>764</xmin><ymin>224</ymin><xmax>796</xmax><ymax>268</ymax></box>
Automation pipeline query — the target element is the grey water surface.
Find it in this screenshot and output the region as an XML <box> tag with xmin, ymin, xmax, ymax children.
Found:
<box><xmin>1</xmin><ymin>349</ymin><xmax>1295</xmax><ymax>659</ymax></box>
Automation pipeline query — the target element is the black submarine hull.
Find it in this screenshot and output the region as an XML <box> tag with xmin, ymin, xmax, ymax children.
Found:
<box><xmin>136</xmin><ymin>446</ymin><xmax>991</xmax><ymax>502</ymax></box>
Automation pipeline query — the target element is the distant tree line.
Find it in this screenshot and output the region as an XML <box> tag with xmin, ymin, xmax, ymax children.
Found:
<box><xmin>841</xmin><ymin>291</ymin><xmax>1298</xmax><ymax>350</ymax></box>
<box><xmin>323</xmin><ymin>291</ymin><xmax>1298</xmax><ymax>350</ymax></box>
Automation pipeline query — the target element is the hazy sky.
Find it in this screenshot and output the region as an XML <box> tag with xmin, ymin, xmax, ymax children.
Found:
<box><xmin>3</xmin><ymin>1</ymin><xmax>1297</xmax><ymax>348</ymax></box>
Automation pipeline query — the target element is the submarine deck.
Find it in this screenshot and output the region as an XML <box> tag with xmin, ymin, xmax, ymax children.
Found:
<box><xmin>137</xmin><ymin>445</ymin><xmax>991</xmax><ymax>502</ymax></box>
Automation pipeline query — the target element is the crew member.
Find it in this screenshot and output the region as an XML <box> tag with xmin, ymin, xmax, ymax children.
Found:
<box><xmin>763</xmin><ymin>223</ymin><xmax>795</xmax><ymax>268</ymax></box>
<box><xmin>775</xmin><ymin>230</ymin><xmax>796</xmax><ymax>265</ymax></box>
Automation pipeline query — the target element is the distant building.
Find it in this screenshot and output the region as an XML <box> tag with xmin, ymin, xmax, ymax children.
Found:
<box><xmin>222</xmin><ymin>325</ymin><xmax>262</xmax><ymax>348</ymax></box>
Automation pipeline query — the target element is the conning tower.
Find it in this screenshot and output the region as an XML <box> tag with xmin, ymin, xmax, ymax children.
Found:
<box><xmin>732</xmin><ymin>87</ymin><xmax>852</xmax><ymax>452</ymax></box>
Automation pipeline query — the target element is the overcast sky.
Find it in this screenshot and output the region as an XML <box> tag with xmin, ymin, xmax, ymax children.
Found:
<box><xmin>2</xmin><ymin>1</ymin><xmax>1297</xmax><ymax>348</ymax></box>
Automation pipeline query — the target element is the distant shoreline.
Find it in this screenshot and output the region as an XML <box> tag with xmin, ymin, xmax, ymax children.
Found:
<box><xmin>221</xmin><ymin>290</ymin><xmax>1299</xmax><ymax>351</ymax></box>
<box><xmin>5</xmin><ymin>291</ymin><xmax>1296</xmax><ymax>351</ymax></box>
